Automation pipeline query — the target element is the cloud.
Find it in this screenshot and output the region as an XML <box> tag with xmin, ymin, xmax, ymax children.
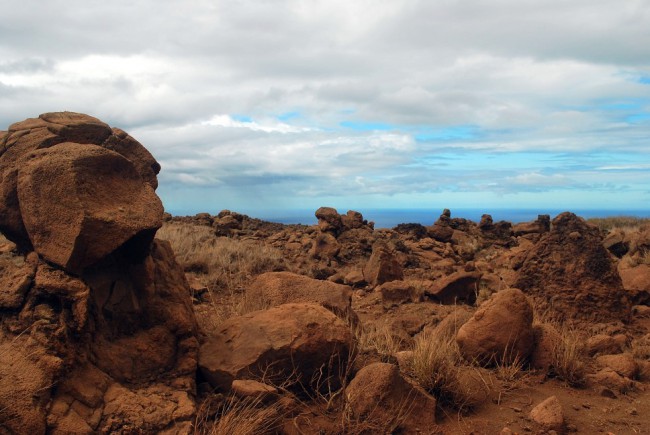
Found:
<box><xmin>0</xmin><ymin>0</ymin><xmax>649</xmax><ymax>213</ymax></box>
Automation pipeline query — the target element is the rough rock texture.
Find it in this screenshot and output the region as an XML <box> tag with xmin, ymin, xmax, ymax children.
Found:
<box><xmin>345</xmin><ymin>362</ymin><xmax>437</xmax><ymax>433</ymax></box>
<box><xmin>514</xmin><ymin>212</ymin><xmax>631</xmax><ymax>322</ymax></box>
<box><xmin>596</xmin><ymin>353</ymin><xmax>638</xmax><ymax>378</ymax></box>
<box><xmin>529</xmin><ymin>396</ymin><xmax>564</xmax><ymax>432</ymax></box>
<box><xmin>456</xmin><ymin>288</ymin><xmax>534</xmax><ymax>365</ymax></box>
<box><xmin>512</xmin><ymin>214</ymin><xmax>551</xmax><ymax>237</ymax></box>
<box><xmin>315</xmin><ymin>206</ymin><xmax>343</xmax><ymax>235</ymax></box>
<box><xmin>0</xmin><ymin>113</ymin><xmax>197</xmax><ymax>434</ymax></box>
<box><xmin>424</xmin><ymin>270</ymin><xmax>482</xmax><ymax>305</ymax></box>
<box><xmin>17</xmin><ymin>143</ymin><xmax>163</xmax><ymax>273</ymax></box>
<box><xmin>198</xmin><ymin>303</ymin><xmax>353</xmax><ymax>392</ymax></box>
<box><xmin>0</xmin><ymin>112</ymin><xmax>160</xmax><ymax>254</ymax></box>
<box><xmin>246</xmin><ymin>271</ymin><xmax>355</xmax><ymax>322</ymax></box>
<box><xmin>363</xmin><ymin>242</ymin><xmax>404</xmax><ymax>287</ymax></box>
<box><xmin>379</xmin><ymin>280</ymin><xmax>423</xmax><ymax>307</ymax></box>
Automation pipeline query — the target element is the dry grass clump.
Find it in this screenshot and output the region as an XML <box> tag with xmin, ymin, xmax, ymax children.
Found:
<box><xmin>404</xmin><ymin>331</ymin><xmax>463</xmax><ymax>406</ymax></box>
<box><xmin>549</xmin><ymin>325</ymin><xmax>587</xmax><ymax>387</ymax></box>
<box><xmin>157</xmin><ymin>222</ymin><xmax>286</xmax><ymax>293</ymax></box>
<box><xmin>354</xmin><ymin>322</ymin><xmax>404</xmax><ymax>362</ymax></box>
<box><xmin>587</xmin><ymin>216</ymin><xmax>650</xmax><ymax>232</ymax></box>
<box><xmin>194</xmin><ymin>394</ymin><xmax>285</xmax><ymax>435</ymax></box>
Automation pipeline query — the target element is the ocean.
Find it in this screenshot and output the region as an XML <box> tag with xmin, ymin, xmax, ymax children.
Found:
<box><xmin>252</xmin><ymin>208</ymin><xmax>650</xmax><ymax>229</ymax></box>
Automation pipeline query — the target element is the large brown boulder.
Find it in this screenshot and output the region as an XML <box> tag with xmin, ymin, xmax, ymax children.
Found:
<box><xmin>0</xmin><ymin>114</ymin><xmax>198</xmax><ymax>434</ymax></box>
<box><xmin>16</xmin><ymin>143</ymin><xmax>162</xmax><ymax>273</ymax></box>
<box><xmin>0</xmin><ymin>112</ymin><xmax>162</xmax><ymax>271</ymax></box>
<box><xmin>198</xmin><ymin>303</ymin><xmax>353</xmax><ymax>392</ymax></box>
<box><xmin>514</xmin><ymin>212</ymin><xmax>631</xmax><ymax>322</ymax></box>
<box><xmin>456</xmin><ymin>288</ymin><xmax>534</xmax><ymax>365</ymax></box>
<box><xmin>345</xmin><ymin>362</ymin><xmax>437</xmax><ymax>432</ymax></box>
<box><xmin>246</xmin><ymin>271</ymin><xmax>355</xmax><ymax>322</ymax></box>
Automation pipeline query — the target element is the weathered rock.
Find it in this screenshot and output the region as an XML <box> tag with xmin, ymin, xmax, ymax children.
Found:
<box><xmin>431</xmin><ymin>306</ymin><xmax>474</xmax><ymax>340</ymax></box>
<box><xmin>424</xmin><ymin>271</ymin><xmax>482</xmax><ymax>305</ymax></box>
<box><xmin>512</xmin><ymin>214</ymin><xmax>551</xmax><ymax>237</ymax></box>
<box><xmin>341</xmin><ymin>210</ymin><xmax>365</xmax><ymax>230</ymax></box>
<box><xmin>345</xmin><ymin>362</ymin><xmax>437</xmax><ymax>432</ymax></box>
<box><xmin>246</xmin><ymin>271</ymin><xmax>355</xmax><ymax>322</ymax></box>
<box><xmin>16</xmin><ymin>143</ymin><xmax>163</xmax><ymax>273</ymax></box>
<box><xmin>0</xmin><ymin>250</ymin><xmax>37</xmax><ymax>309</ymax></box>
<box><xmin>618</xmin><ymin>264</ymin><xmax>650</xmax><ymax>295</ymax></box>
<box><xmin>0</xmin><ymin>112</ymin><xmax>160</xmax><ymax>249</ymax></box>
<box><xmin>603</xmin><ymin>228</ymin><xmax>629</xmax><ymax>258</ymax></box>
<box><xmin>514</xmin><ymin>212</ymin><xmax>631</xmax><ymax>322</ymax></box>
<box><xmin>529</xmin><ymin>396</ymin><xmax>564</xmax><ymax>432</ymax></box>
<box><xmin>363</xmin><ymin>242</ymin><xmax>404</xmax><ymax>287</ymax></box>
<box><xmin>427</xmin><ymin>223</ymin><xmax>454</xmax><ymax>243</ymax></box>
<box><xmin>199</xmin><ymin>303</ymin><xmax>353</xmax><ymax>392</ymax></box>
<box><xmin>0</xmin><ymin>114</ymin><xmax>198</xmax><ymax>433</ymax></box>
<box><xmin>379</xmin><ymin>280</ymin><xmax>423</xmax><ymax>307</ymax></box>
<box><xmin>456</xmin><ymin>288</ymin><xmax>534</xmax><ymax>365</ymax></box>
<box><xmin>587</xmin><ymin>334</ymin><xmax>623</xmax><ymax>356</ymax></box>
<box><xmin>310</xmin><ymin>232</ymin><xmax>340</xmax><ymax>260</ymax></box>
<box><xmin>596</xmin><ymin>353</ymin><xmax>638</xmax><ymax>378</ymax></box>
<box><xmin>213</xmin><ymin>213</ymin><xmax>243</xmax><ymax>236</ymax></box>
<box><xmin>587</xmin><ymin>368</ymin><xmax>635</xmax><ymax>393</ymax></box>
<box><xmin>315</xmin><ymin>206</ymin><xmax>343</xmax><ymax>235</ymax></box>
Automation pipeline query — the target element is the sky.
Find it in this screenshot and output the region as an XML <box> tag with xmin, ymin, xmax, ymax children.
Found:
<box><xmin>1</xmin><ymin>0</ymin><xmax>649</xmax><ymax>218</ymax></box>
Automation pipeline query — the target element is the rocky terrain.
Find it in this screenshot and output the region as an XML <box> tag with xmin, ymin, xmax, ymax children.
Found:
<box><xmin>1</xmin><ymin>113</ymin><xmax>649</xmax><ymax>434</ymax></box>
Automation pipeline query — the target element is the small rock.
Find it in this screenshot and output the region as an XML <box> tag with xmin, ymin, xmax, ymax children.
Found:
<box><xmin>529</xmin><ymin>395</ymin><xmax>564</xmax><ymax>432</ymax></box>
<box><xmin>598</xmin><ymin>387</ymin><xmax>617</xmax><ymax>399</ymax></box>
<box><xmin>231</xmin><ymin>379</ymin><xmax>278</xmax><ymax>403</ymax></box>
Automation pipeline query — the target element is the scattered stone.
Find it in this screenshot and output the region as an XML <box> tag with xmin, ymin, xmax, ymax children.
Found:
<box><xmin>596</xmin><ymin>353</ymin><xmax>638</xmax><ymax>378</ymax></box>
<box><xmin>529</xmin><ymin>395</ymin><xmax>564</xmax><ymax>432</ymax></box>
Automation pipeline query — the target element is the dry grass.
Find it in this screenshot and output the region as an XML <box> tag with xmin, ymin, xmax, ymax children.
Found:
<box><xmin>194</xmin><ymin>394</ymin><xmax>285</xmax><ymax>435</ymax></box>
<box><xmin>549</xmin><ymin>325</ymin><xmax>587</xmax><ymax>387</ymax></box>
<box><xmin>404</xmin><ymin>330</ymin><xmax>463</xmax><ymax>407</ymax></box>
<box><xmin>587</xmin><ymin>216</ymin><xmax>650</xmax><ymax>232</ymax></box>
<box><xmin>354</xmin><ymin>322</ymin><xmax>404</xmax><ymax>362</ymax></box>
<box><xmin>157</xmin><ymin>223</ymin><xmax>287</xmax><ymax>293</ymax></box>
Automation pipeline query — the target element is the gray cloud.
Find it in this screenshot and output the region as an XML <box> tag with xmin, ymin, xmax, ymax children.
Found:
<box><xmin>1</xmin><ymin>0</ymin><xmax>649</xmax><ymax>213</ymax></box>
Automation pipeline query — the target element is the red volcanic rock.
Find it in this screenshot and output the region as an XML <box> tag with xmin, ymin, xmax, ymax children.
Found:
<box><xmin>0</xmin><ymin>114</ymin><xmax>198</xmax><ymax>433</ymax></box>
<box><xmin>514</xmin><ymin>212</ymin><xmax>631</xmax><ymax>322</ymax></box>
<box><xmin>0</xmin><ymin>112</ymin><xmax>160</xmax><ymax>250</ymax></box>
<box><xmin>456</xmin><ymin>288</ymin><xmax>534</xmax><ymax>365</ymax></box>
<box><xmin>345</xmin><ymin>362</ymin><xmax>437</xmax><ymax>431</ymax></box>
<box><xmin>16</xmin><ymin>143</ymin><xmax>162</xmax><ymax>273</ymax></box>
<box><xmin>512</xmin><ymin>214</ymin><xmax>551</xmax><ymax>237</ymax></box>
<box><xmin>315</xmin><ymin>206</ymin><xmax>343</xmax><ymax>235</ymax></box>
<box><xmin>363</xmin><ymin>242</ymin><xmax>404</xmax><ymax>287</ymax></box>
<box><xmin>246</xmin><ymin>271</ymin><xmax>355</xmax><ymax>322</ymax></box>
<box><xmin>424</xmin><ymin>270</ymin><xmax>482</xmax><ymax>305</ymax></box>
<box><xmin>198</xmin><ymin>303</ymin><xmax>352</xmax><ymax>393</ymax></box>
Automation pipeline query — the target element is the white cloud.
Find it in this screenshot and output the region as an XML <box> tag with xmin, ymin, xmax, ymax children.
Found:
<box><xmin>0</xmin><ymin>0</ymin><xmax>649</xmax><ymax>213</ymax></box>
